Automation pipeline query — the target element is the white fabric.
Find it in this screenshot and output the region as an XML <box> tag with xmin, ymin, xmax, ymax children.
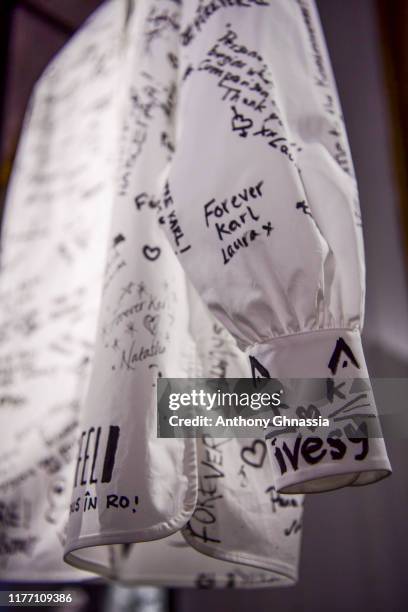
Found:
<box><xmin>0</xmin><ymin>0</ymin><xmax>390</xmax><ymax>585</ymax></box>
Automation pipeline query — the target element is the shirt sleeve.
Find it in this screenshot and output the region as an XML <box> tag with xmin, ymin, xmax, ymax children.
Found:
<box><xmin>159</xmin><ymin>0</ymin><xmax>391</xmax><ymax>493</ymax></box>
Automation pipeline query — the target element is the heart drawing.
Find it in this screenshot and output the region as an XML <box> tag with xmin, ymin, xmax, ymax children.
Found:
<box><xmin>240</xmin><ymin>439</ymin><xmax>267</xmax><ymax>469</ymax></box>
<box><xmin>143</xmin><ymin>244</ymin><xmax>161</xmax><ymax>261</ymax></box>
<box><xmin>144</xmin><ymin>314</ymin><xmax>159</xmax><ymax>336</ymax></box>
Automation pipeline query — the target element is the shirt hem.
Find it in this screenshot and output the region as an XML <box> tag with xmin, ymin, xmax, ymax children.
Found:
<box><xmin>276</xmin><ymin>459</ymin><xmax>392</xmax><ymax>494</ymax></box>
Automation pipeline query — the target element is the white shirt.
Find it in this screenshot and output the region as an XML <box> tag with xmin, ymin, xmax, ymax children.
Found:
<box><xmin>0</xmin><ymin>0</ymin><xmax>390</xmax><ymax>585</ymax></box>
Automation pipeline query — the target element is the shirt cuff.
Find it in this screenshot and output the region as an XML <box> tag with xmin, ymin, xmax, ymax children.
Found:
<box><xmin>246</xmin><ymin>329</ymin><xmax>392</xmax><ymax>494</ymax></box>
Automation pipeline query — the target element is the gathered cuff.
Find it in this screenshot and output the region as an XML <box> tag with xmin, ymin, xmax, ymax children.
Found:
<box><xmin>246</xmin><ymin>328</ymin><xmax>392</xmax><ymax>493</ymax></box>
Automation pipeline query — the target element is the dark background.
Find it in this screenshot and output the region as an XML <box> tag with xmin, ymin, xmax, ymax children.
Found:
<box><xmin>1</xmin><ymin>1</ymin><xmax>408</xmax><ymax>611</ymax></box>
